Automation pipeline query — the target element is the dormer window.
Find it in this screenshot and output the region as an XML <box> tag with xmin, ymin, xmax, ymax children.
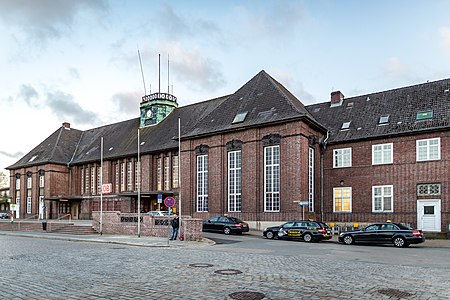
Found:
<box><xmin>341</xmin><ymin>121</ymin><xmax>351</xmax><ymax>130</ymax></box>
<box><xmin>232</xmin><ymin>111</ymin><xmax>248</xmax><ymax>124</ymax></box>
<box><xmin>379</xmin><ymin>115</ymin><xmax>390</xmax><ymax>124</ymax></box>
<box><xmin>416</xmin><ymin>110</ymin><xmax>433</xmax><ymax>120</ymax></box>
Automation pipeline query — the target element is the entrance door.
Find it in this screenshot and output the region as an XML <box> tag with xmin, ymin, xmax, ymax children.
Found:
<box><xmin>417</xmin><ymin>200</ymin><xmax>441</xmax><ymax>232</ymax></box>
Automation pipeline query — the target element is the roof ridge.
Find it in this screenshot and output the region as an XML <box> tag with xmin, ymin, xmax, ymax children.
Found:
<box><xmin>48</xmin><ymin>126</ymin><xmax>64</xmax><ymax>163</ymax></box>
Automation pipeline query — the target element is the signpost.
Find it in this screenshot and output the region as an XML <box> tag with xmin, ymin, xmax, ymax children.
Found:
<box><xmin>294</xmin><ymin>200</ymin><xmax>309</xmax><ymax>220</ymax></box>
<box><xmin>164</xmin><ymin>197</ymin><xmax>176</xmax><ymax>245</ymax></box>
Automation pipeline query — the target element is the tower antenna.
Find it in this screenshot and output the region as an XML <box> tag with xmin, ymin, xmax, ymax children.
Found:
<box><xmin>158</xmin><ymin>54</ymin><xmax>161</xmax><ymax>93</ymax></box>
<box><xmin>138</xmin><ymin>49</ymin><xmax>147</xmax><ymax>95</ymax></box>
<box><xmin>167</xmin><ymin>54</ymin><xmax>170</xmax><ymax>94</ymax></box>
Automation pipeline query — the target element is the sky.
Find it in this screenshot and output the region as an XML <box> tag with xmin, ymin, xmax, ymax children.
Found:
<box><xmin>1</xmin><ymin>0</ymin><xmax>450</xmax><ymax>177</ymax></box>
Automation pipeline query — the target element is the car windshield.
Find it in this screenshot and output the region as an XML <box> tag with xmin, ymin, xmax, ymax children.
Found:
<box><xmin>227</xmin><ymin>217</ymin><xmax>243</xmax><ymax>223</ymax></box>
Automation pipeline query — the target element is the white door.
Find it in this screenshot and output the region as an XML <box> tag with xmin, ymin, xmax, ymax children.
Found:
<box><xmin>417</xmin><ymin>200</ymin><xmax>441</xmax><ymax>232</ymax></box>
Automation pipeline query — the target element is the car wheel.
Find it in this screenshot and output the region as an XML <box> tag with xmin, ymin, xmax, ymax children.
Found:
<box><xmin>265</xmin><ymin>231</ymin><xmax>275</xmax><ymax>239</ymax></box>
<box><xmin>303</xmin><ymin>233</ymin><xmax>313</xmax><ymax>242</ymax></box>
<box><xmin>223</xmin><ymin>227</ymin><xmax>231</xmax><ymax>235</ymax></box>
<box><xmin>393</xmin><ymin>236</ymin><xmax>407</xmax><ymax>248</ymax></box>
<box><xmin>343</xmin><ymin>235</ymin><xmax>354</xmax><ymax>245</ymax></box>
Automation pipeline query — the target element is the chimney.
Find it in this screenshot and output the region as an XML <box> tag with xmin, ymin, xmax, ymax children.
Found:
<box><xmin>330</xmin><ymin>91</ymin><xmax>344</xmax><ymax>107</ymax></box>
<box><xmin>62</xmin><ymin>122</ymin><xmax>71</xmax><ymax>129</ymax></box>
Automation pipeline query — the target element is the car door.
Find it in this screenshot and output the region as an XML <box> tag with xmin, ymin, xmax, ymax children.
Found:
<box><xmin>216</xmin><ymin>217</ymin><xmax>230</xmax><ymax>232</ymax></box>
<box><xmin>357</xmin><ymin>224</ymin><xmax>380</xmax><ymax>242</ymax></box>
<box><xmin>204</xmin><ymin>217</ymin><xmax>219</xmax><ymax>231</ymax></box>
<box><xmin>280</xmin><ymin>222</ymin><xmax>296</xmax><ymax>238</ymax></box>
<box><xmin>378</xmin><ymin>224</ymin><xmax>397</xmax><ymax>242</ymax></box>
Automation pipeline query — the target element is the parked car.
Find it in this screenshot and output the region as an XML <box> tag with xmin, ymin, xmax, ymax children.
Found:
<box><xmin>338</xmin><ymin>222</ymin><xmax>425</xmax><ymax>248</ymax></box>
<box><xmin>263</xmin><ymin>220</ymin><xmax>332</xmax><ymax>242</ymax></box>
<box><xmin>202</xmin><ymin>216</ymin><xmax>249</xmax><ymax>235</ymax></box>
<box><xmin>0</xmin><ymin>212</ymin><xmax>8</xmax><ymax>219</ymax></box>
<box><xmin>147</xmin><ymin>211</ymin><xmax>169</xmax><ymax>217</ymax></box>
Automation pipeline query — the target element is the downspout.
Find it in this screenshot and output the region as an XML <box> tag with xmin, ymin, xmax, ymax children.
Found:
<box><xmin>320</xmin><ymin>131</ymin><xmax>329</xmax><ymax>222</ymax></box>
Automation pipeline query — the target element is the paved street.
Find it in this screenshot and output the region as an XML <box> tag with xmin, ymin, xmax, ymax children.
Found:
<box><xmin>0</xmin><ymin>232</ymin><xmax>449</xmax><ymax>300</ymax></box>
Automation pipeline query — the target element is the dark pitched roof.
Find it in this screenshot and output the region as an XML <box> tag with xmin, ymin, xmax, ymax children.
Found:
<box><xmin>182</xmin><ymin>70</ymin><xmax>322</xmax><ymax>138</ymax></box>
<box><xmin>7</xmin><ymin>126</ymin><xmax>83</xmax><ymax>169</ymax></box>
<box><xmin>69</xmin><ymin>95</ymin><xmax>229</xmax><ymax>164</ymax></box>
<box><xmin>306</xmin><ymin>78</ymin><xmax>450</xmax><ymax>144</ymax></box>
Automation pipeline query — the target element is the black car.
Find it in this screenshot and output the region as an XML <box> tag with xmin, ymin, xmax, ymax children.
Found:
<box><xmin>263</xmin><ymin>220</ymin><xmax>332</xmax><ymax>242</ymax></box>
<box><xmin>0</xmin><ymin>212</ymin><xmax>9</xmax><ymax>219</ymax></box>
<box><xmin>202</xmin><ymin>216</ymin><xmax>249</xmax><ymax>235</ymax></box>
<box><xmin>338</xmin><ymin>222</ymin><xmax>425</xmax><ymax>248</ymax></box>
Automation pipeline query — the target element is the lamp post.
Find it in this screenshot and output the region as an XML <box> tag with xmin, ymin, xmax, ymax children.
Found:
<box><xmin>137</xmin><ymin>128</ymin><xmax>141</xmax><ymax>238</ymax></box>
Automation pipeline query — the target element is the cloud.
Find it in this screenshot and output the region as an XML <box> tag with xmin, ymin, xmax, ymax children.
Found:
<box><xmin>0</xmin><ymin>0</ymin><xmax>108</xmax><ymax>43</ymax></box>
<box><xmin>19</xmin><ymin>84</ymin><xmax>40</xmax><ymax>107</ymax></box>
<box><xmin>153</xmin><ymin>3</ymin><xmax>220</xmax><ymax>40</ymax></box>
<box><xmin>0</xmin><ymin>150</ymin><xmax>24</xmax><ymax>159</ymax></box>
<box><xmin>112</xmin><ymin>92</ymin><xmax>141</xmax><ymax>114</ymax></box>
<box><xmin>234</xmin><ymin>1</ymin><xmax>305</xmax><ymax>40</ymax></box>
<box><xmin>440</xmin><ymin>27</ymin><xmax>450</xmax><ymax>52</ymax></box>
<box><xmin>383</xmin><ymin>57</ymin><xmax>409</xmax><ymax>77</ymax></box>
<box><xmin>68</xmin><ymin>68</ymin><xmax>80</xmax><ymax>80</ymax></box>
<box><xmin>46</xmin><ymin>91</ymin><xmax>99</xmax><ymax>125</ymax></box>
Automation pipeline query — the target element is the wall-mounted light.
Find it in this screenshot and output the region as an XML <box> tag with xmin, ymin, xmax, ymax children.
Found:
<box><xmin>340</xmin><ymin>180</ymin><xmax>344</xmax><ymax>186</ymax></box>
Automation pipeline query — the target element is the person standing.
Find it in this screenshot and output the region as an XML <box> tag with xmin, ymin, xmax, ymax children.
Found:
<box><xmin>170</xmin><ymin>214</ymin><xmax>179</xmax><ymax>240</ymax></box>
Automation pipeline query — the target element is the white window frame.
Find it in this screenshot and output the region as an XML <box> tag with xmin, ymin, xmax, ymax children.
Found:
<box><xmin>372</xmin><ymin>185</ymin><xmax>393</xmax><ymax>212</ymax></box>
<box><xmin>164</xmin><ymin>156</ymin><xmax>170</xmax><ymax>191</ymax></box>
<box><xmin>16</xmin><ymin>177</ymin><xmax>20</xmax><ymax>190</ymax></box>
<box><xmin>372</xmin><ymin>143</ymin><xmax>393</xmax><ymax>165</ymax></box>
<box><xmin>97</xmin><ymin>166</ymin><xmax>101</xmax><ymax>194</ymax></box>
<box><xmin>172</xmin><ymin>155</ymin><xmax>179</xmax><ymax>188</ymax></box>
<box><xmin>196</xmin><ymin>154</ymin><xmax>208</xmax><ymax>212</ymax></box>
<box><xmin>264</xmin><ymin>145</ymin><xmax>280</xmax><ymax>212</ymax></box>
<box><xmin>26</xmin><ymin>196</ymin><xmax>32</xmax><ymax>214</ymax></box>
<box><xmin>333</xmin><ymin>187</ymin><xmax>352</xmax><ymax>212</ymax></box>
<box><xmin>308</xmin><ymin>147</ymin><xmax>314</xmax><ymax>212</ymax></box>
<box><xmin>127</xmin><ymin>161</ymin><xmax>133</xmax><ymax>191</ymax></box>
<box><xmin>228</xmin><ymin>150</ymin><xmax>242</xmax><ymax>212</ymax></box>
<box><xmin>416</xmin><ymin>138</ymin><xmax>440</xmax><ymax>161</ymax></box>
<box><xmin>333</xmin><ymin>148</ymin><xmax>352</xmax><ymax>168</ymax></box>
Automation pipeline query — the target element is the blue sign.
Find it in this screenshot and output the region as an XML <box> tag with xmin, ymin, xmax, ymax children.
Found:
<box><xmin>298</xmin><ymin>201</ymin><xmax>309</xmax><ymax>206</ymax></box>
<box><xmin>157</xmin><ymin>194</ymin><xmax>163</xmax><ymax>203</ymax></box>
<box><xmin>164</xmin><ymin>196</ymin><xmax>175</xmax><ymax>208</ymax></box>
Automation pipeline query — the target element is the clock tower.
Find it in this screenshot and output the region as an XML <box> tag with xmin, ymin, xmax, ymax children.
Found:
<box><xmin>140</xmin><ymin>92</ymin><xmax>178</xmax><ymax>127</ymax></box>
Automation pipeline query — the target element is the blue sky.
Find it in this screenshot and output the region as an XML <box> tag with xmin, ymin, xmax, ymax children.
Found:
<box><xmin>1</xmin><ymin>0</ymin><xmax>450</xmax><ymax>175</ymax></box>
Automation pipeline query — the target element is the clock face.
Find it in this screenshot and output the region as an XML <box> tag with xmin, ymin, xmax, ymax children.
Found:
<box><xmin>146</xmin><ymin>109</ymin><xmax>153</xmax><ymax>118</ymax></box>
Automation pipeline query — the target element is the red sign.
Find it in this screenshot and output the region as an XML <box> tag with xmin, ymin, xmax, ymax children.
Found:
<box><xmin>164</xmin><ymin>196</ymin><xmax>175</xmax><ymax>208</ymax></box>
<box><xmin>101</xmin><ymin>183</ymin><xmax>112</xmax><ymax>194</ymax></box>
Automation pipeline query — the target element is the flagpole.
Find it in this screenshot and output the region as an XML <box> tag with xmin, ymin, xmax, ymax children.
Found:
<box><xmin>137</xmin><ymin>128</ymin><xmax>141</xmax><ymax>238</ymax></box>
<box><xmin>100</xmin><ymin>137</ymin><xmax>103</xmax><ymax>236</ymax></box>
<box><xmin>178</xmin><ymin>117</ymin><xmax>182</xmax><ymax>238</ymax></box>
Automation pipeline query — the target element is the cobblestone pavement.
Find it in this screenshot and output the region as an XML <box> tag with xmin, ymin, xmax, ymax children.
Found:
<box><xmin>0</xmin><ymin>233</ymin><xmax>449</xmax><ymax>300</ymax></box>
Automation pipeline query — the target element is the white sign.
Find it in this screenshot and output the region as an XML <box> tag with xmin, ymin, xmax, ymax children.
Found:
<box><xmin>101</xmin><ymin>183</ymin><xmax>112</xmax><ymax>194</ymax></box>
<box><xmin>10</xmin><ymin>204</ymin><xmax>19</xmax><ymax>211</ymax></box>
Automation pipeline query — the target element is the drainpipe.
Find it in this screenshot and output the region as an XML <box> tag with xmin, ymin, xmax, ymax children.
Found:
<box><xmin>320</xmin><ymin>131</ymin><xmax>329</xmax><ymax>222</ymax></box>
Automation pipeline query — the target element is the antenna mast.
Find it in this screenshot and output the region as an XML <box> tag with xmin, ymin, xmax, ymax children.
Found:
<box><xmin>138</xmin><ymin>49</ymin><xmax>147</xmax><ymax>95</ymax></box>
<box><xmin>167</xmin><ymin>54</ymin><xmax>170</xmax><ymax>94</ymax></box>
<box><xmin>158</xmin><ymin>54</ymin><xmax>161</xmax><ymax>93</ymax></box>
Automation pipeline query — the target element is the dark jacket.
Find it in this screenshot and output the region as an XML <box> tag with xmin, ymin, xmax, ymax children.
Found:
<box><xmin>171</xmin><ymin>217</ymin><xmax>179</xmax><ymax>228</ymax></box>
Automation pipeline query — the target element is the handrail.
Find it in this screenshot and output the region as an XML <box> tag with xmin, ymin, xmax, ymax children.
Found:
<box><xmin>50</xmin><ymin>213</ymin><xmax>72</xmax><ymax>223</ymax></box>
<box><xmin>22</xmin><ymin>214</ymin><xmax>39</xmax><ymax>221</ymax></box>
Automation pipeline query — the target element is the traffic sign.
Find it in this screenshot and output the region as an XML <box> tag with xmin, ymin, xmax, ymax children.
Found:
<box><xmin>157</xmin><ymin>194</ymin><xmax>163</xmax><ymax>203</ymax></box>
<box><xmin>164</xmin><ymin>196</ymin><xmax>175</xmax><ymax>208</ymax></box>
<box><xmin>102</xmin><ymin>183</ymin><xmax>112</xmax><ymax>194</ymax></box>
<box><xmin>298</xmin><ymin>201</ymin><xmax>309</xmax><ymax>206</ymax></box>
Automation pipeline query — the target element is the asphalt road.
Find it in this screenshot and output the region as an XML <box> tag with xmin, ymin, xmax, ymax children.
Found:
<box><xmin>1</xmin><ymin>233</ymin><xmax>449</xmax><ymax>299</ymax></box>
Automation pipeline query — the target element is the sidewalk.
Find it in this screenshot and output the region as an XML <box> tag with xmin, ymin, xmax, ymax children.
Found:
<box><xmin>0</xmin><ymin>230</ymin><xmax>214</xmax><ymax>248</ymax></box>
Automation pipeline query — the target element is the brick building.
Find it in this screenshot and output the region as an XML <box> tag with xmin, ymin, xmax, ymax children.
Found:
<box><xmin>6</xmin><ymin>71</ymin><xmax>450</xmax><ymax>232</ymax></box>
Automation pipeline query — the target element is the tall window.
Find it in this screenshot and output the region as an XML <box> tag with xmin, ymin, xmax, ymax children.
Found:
<box><xmin>15</xmin><ymin>175</ymin><xmax>20</xmax><ymax>206</ymax></box>
<box><xmin>372</xmin><ymin>143</ymin><xmax>393</xmax><ymax>165</ymax></box>
<box><xmin>85</xmin><ymin>167</ymin><xmax>90</xmax><ymax>194</ymax></box>
<box><xmin>164</xmin><ymin>156</ymin><xmax>170</xmax><ymax>190</ymax></box>
<box><xmin>416</xmin><ymin>138</ymin><xmax>440</xmax><ymax>161</ymax></box>
<box><xmin>372</xmin><ymin>185</ymin><xmax>393</xmax><ymax>212</ymax></box>
<box><xmin>172</xmin><ymin>154</ymin><xmax>179</xmax><ymax>188</ymax></box>
<box><xmin>157</xmin><ymin>157</ymin><xmax>162</xmax><ymax>191</ymax></box>
<box><xmin>333</xmin><ymin>187</ymin><xmax>352</xmax><ymax>212</ymax></box>
<box><xmin>308</xmin><ymin>147</ymin><xmax>315</xmax><ymax>212</ymax></box>
<box><xmin>26</xmin><ymin>173</ymin><xmax>32</xmax><ymax>214</ymax></box>
<box><xmin>115</xmin><ymin>163</ymin><xmax>120</xmax><ymax>193</ymax></box>
<box><xmin>197</xmin><ymin>154</ymin><xmax>208</xmax><ymax>212</ymax></box>
<box><xmin>39</xmin><ymin>170</ymin><xmax>45</xmax><ymax>219</ymax></box>
<box><xmin>97</xmin><ymin>166</ymin><xmax>101</xmax><ymax>194</ymax></box>
<box><xmin>81</xmin><ymin>167</ymin><xmax>84</xmax><ymax>194</ymax></box>
<box><xmin>120</xmin><ymin>162</ymin><xmax>125</xmax><ymax>192</ymax></box>
<box><xmin>127</xmin><ymin>160</ymin><xmax>133</xmax><ymax>191</ymax></box>
<box><xmin>228</xmin><ymin>150</ymin><xmax>242</xmax><ymax>212</ymax></box>
<box><xmin>135</xmin><ymin>160</ymin><xmax>140</xmax><ymax>191</ymax></box>
<box><xmin>91</xmin><ymin>166</ymin><xmax>96</xmax><ymax>194</ymax></box>
<box><xmin>333</xmin><ymin>148</ymin><xmax>352</xmax><ymax>168</ymax></box>
<box><xmin>264</xmin><ymin>145</ymin><xmax>280</xmax><ymax>212</ymax></box>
